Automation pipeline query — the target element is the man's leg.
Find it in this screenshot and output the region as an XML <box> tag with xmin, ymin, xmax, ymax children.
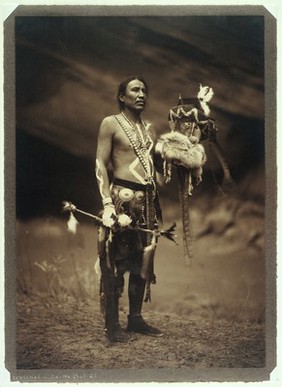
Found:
<box><xmin>99</xmin><ymin>269</ymin><xmax>130</xmax><ymax>342</ymax></box>
<box><xmin>127</xmin><ymin>273</ymin><xmax>164</xmax><ymax>337</ymax></box>
<box><xmin>98</xmin><ymin>229</ymin><xmax>129</xmax><ymax>343</ymax></box>
<box><xmin>128</xmin><ymin>273</ymin><xmax>146</xmax><ymax>317</ymax></box>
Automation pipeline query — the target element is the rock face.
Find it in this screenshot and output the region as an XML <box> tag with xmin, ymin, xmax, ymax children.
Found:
<box><xmin>192</xmin><ymin>197</ymin><xmax>265</xmax><ymax>252</ymax></box>
<box><xmin>13</xmin><ymin>15</ymin><xmax>266</xmax><ymax>219</ymax></box>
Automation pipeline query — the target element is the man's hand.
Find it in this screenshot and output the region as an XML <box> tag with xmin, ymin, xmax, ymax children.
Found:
<box><xmin>155</xmin><ymin>140</ymin><xmax>165</xmax><ymax>156</ymax></box>
<box><xmin>192</xmin><ymin>167</ymin><xmax>203</xmax><ymax>186</ymax></box>
<box><xmin>102</xmin><ymin>204</ymin><xmax>116</xmax><ymax>227</ymax></box>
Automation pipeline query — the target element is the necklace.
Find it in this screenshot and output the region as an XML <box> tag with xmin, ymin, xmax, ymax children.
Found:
<box><xmin>120</xmin><ymin>112</ymin><xmax>153</xmax><ymax>168</ymax></box>
<box><xmin>115</xmin><ymin>114</ymin><xmax>154</xmax><ymax>184</ymax></box>
<box><xmin>121</xmin><ymin>112</ymin><xmax>151</xmax><ymax>149</ymax></box>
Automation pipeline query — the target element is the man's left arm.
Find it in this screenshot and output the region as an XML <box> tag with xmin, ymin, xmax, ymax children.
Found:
<box><xmin>148</xmin><ymin>124</ymin><xmax>165</xmax><ymax>176</ymax></box>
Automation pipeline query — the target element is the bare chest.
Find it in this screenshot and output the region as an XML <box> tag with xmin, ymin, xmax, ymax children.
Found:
<box><xmin>113</xmin><ymin>122</ymin><xmax>153</xmax><ymax>154</ymax></box>
<box><xmin>113</xmin><ymin>127</ymin><xmax>135</xmax><ymax>152</ymax></box>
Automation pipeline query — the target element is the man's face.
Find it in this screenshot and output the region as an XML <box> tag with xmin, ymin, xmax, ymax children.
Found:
<box><xmin>120</xmin><ymin>79</ymin><xmax>147</xmax><ymax>112</ymax></box>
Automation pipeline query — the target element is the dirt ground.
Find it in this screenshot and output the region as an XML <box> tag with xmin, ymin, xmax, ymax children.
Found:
<box><xmin>15</xmin><ymin>196</ymin><xmax>266</xmax><ymax>373</ymax></box>
<box><xmin>16</xmin><ymin>292</ymin><xmax>265</xmax><ymax>370</ymax></box>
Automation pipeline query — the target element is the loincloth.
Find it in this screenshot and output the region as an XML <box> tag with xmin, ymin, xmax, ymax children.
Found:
<box><xmin>98</xmin><ymin>178</ymin><xmax>161</xmax><ymax>273</ymax></box>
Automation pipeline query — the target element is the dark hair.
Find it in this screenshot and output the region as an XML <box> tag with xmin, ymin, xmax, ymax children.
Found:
<box><xmin>117</xmin><ymin>75</ymin><xmax>148</xmax><ymax>111</ymax></box>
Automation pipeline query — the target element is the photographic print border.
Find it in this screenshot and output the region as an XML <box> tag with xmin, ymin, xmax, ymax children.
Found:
<box><xmin>3</xmin><ymin>4</ymin><xmax>277</xmax><ymax>383</ymax></box>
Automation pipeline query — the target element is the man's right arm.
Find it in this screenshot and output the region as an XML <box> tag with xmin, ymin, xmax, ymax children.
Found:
<box><xmin>95</xmin><ymin>117</ymin><xmax>116</xmax><ymax>226</ymax></box>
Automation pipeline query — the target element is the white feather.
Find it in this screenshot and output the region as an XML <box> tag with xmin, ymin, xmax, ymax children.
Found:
<box><xmin>200</xmin><ymin>102</ymin><xmax>210</xmax><ymax>117</ymax></box>
<box><xmin>197</xmin><ymin>84</ymin><xmax>214</xmax><ymax>116</ymax></box>
<box><xmin>67</xmin><ymin>212</ymin><xmax>79</xmax><ymax>234</ymax></box>
<box><xmin>197</xmin><ymin>84</ymin><xmax>214</xmax><ymax>102</ymax></box>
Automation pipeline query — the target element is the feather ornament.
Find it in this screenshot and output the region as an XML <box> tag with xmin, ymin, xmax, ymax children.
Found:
<box><xmin>160</xmin><ymin>222</ymin><xmax>178</xmax><ymax>244</ymax></box>
<box><xmin>67</xmin><ymin>212</ymin><xmax>79</xmax><ymax>234</ymax></box>
<box><xmin>140</xmin><ymin>232</ymin><xmax>157</xmax><ymax>281</ymax></box>
<box><xmin>197</xmin><ymin>83</ymin><xmax>214</xmax><ymax>116</ymax></box>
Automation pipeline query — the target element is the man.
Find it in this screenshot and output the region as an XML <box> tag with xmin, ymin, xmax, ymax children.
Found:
<box><xmin>95</xmin><ymin>75</ymin><xmax>163</xmax><ymax>342</ymax></box>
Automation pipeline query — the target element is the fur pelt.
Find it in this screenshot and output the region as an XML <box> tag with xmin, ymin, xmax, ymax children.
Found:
<box><xmin>158</xmin><ymin>131</ymin><xmax>207</xmax><ymax>169</ymax></box>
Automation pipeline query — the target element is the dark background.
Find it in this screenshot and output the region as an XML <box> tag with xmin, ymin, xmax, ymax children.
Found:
<box><xmin>15</xmin><ymin>15</ymin><xmax>265</xmax><ymax>220</ymax></box>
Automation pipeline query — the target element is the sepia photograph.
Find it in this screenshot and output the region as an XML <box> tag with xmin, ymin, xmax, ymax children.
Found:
<box><xmin>4</xmin><ymin>4</ymin><xmax>277</xmax><ymax>383</ymax></box>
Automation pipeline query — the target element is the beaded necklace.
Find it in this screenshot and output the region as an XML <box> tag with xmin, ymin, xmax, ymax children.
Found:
<box><xmin>115</xmin><ymin>113</ymin><xmax>154</xmax><ymax>184</ymax></box>
<box><xmin>121</xmin><ymin>112</ymin><xmax>151</xmax><ymax>149</ymax></box>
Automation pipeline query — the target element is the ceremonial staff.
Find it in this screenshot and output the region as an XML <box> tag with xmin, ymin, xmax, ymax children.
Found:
<box><xmin>155</xmin><ymin>84</ymin><xmax>235</xmax><ymax>265</ymax></box>
<box><xmin>62</xmin><ymin>200</ymin><xmax>177</xmax><ymax>244</ymax></box>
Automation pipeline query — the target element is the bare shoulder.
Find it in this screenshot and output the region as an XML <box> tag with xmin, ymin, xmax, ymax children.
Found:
<box><xmin>99</xmin><ymin>115</ymin><xmax>118</xmax><ymax>136</ymax></box>
<box><xmin>100</xmin><ymin>114</ymin><xmax>117</xmax><ymax>127</ymax></box>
